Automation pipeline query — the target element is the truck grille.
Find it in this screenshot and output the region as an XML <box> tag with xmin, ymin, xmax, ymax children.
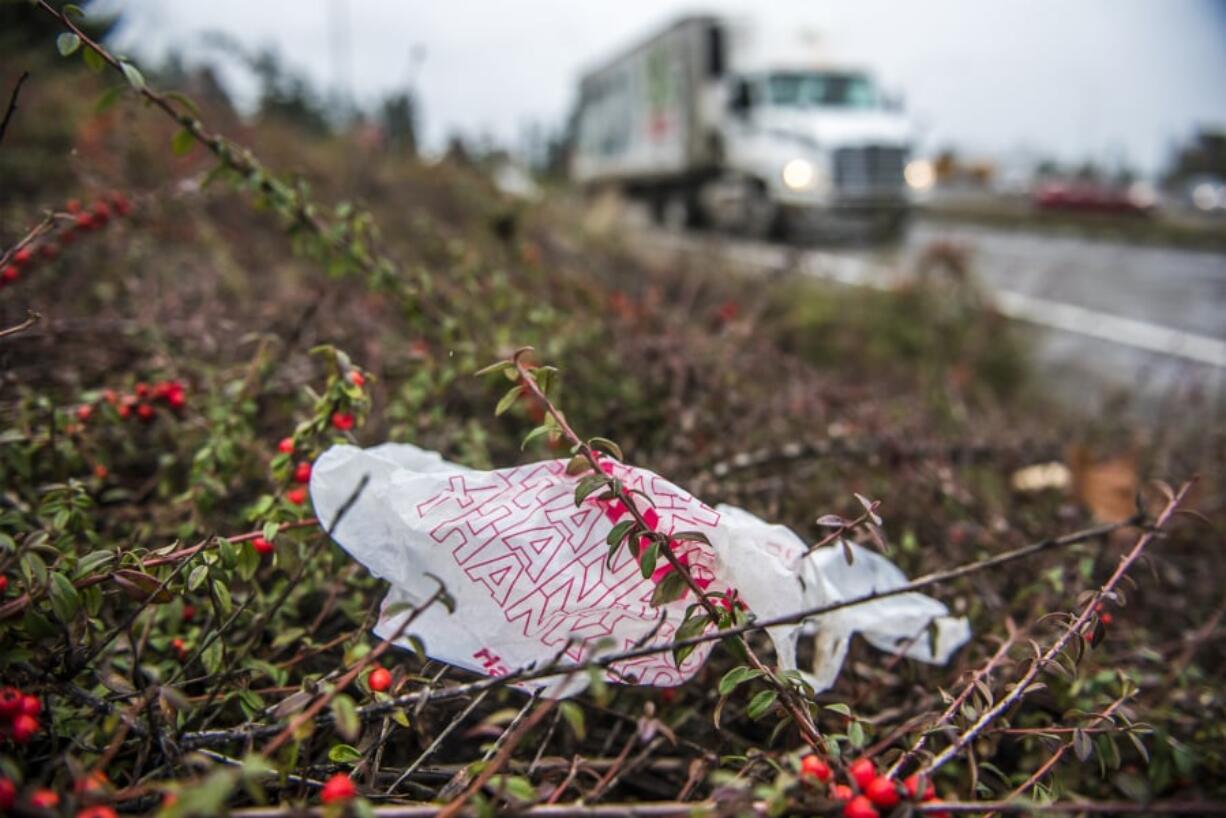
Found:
<box><xmin>833</xmin><ymin>146</ymin><xmax>906</xmax><ymax>193</ymax></box>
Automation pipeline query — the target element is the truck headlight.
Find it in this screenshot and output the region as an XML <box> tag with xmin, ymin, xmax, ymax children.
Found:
<box><xmin>905</xmin><ymin>159</ymin><xmax>935</xmax><ymax>190</ymax></box>
<box><xmin>782</xmin><ymin>158</ymin><xmax>817</xmax><ymax>191</ymax></box>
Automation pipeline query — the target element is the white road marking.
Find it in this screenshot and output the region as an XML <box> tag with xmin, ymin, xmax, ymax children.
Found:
<box><xmin>648</xmin><ymin>231</ymin><xmax>1226</xmax><ymax>370</ymax></box>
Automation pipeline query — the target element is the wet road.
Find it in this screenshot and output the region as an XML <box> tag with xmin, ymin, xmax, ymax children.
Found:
<box><xmin>638</xmin><ymin>218</ymin><xmax>1226</xmax><ymax>416</ymax></box>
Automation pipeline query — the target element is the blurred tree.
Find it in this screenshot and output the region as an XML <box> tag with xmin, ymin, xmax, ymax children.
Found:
<box><xmin>379</xmin><ymin>91</ymin><xmax>417</xmax><ymax>155</ymax></box>
<box><xmin>1166</xmin><ymin>129</ymin><xmax>1226</xmax><ymax>185</ymax></box>
<box><xmin>251</xmin><ymin>48</ymin><xmax>330</xmax><ymax>135</ymax></box>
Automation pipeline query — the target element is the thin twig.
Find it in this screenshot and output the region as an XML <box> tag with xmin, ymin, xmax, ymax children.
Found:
<box><xmin>0</xmin><ymin>71</ymin><xmax>29</xmax><ymax>147</ymax></box>
<box><xmin>0</xmin><ymin>310</ymin><xmax>42</xmax><ymax>340</ymax></box>
<box><xmin>919</xmin><ymin>480</ymin><xmax>1194</xmax><ymax>777</ymax></box>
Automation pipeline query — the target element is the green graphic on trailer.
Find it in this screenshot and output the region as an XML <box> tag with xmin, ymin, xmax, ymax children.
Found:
<box><xmin>646</xmin><ymin>45</ymin><xmax>675</xmax><ymax>140</ymax></box>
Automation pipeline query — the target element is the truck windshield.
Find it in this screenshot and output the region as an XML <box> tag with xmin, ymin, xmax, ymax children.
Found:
<box><xmin>766</xmin><ymin>72</ymin><xmax>878</xmax><ymax>109</ymax></box>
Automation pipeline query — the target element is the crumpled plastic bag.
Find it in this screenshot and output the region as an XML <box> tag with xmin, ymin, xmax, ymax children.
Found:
<box><xmin>310</xmin><ymin>442</ymin><xmax>969</xmax><ymax>697</ymax></box>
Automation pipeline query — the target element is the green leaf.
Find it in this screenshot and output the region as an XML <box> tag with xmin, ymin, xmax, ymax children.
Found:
<box><xmin>63</xmin><ymin>4</ymin><xmax>85</xmax><ymax>18</ymax></box>
<box><xmin>670</xmin><ymin>530</ymin><xmax>711</xmax><ymax>545</ymax></box>
<box><xmin>606</xmin><ymin>520</ymin><xmax>636</xmax><ymax>547</ymax></box>
<box><xmin>49</xmin><ymin>572</ymin><xmax>80</xmax><ymax>622</ymax></box>
<box><xmin>75</xmin><ymin>549</ymin><xmax>114</xmax><ymax>578</ymax></box>
<box><xmin>494</xmin><ymin>385</ymin><xmax>523</xmax><ymax>416</ymax></box>
<box><xmin>638</xmin><ymin>539</ymin><xmax>659</xmax><ymax>579</ymax></box>
<box><xmin>848</xmin><ymin>720</ymin><xmax>865</xmax><ymax>748</ymax></box>
<box><xmin>559</xmin><ymin>701</ymin><xmax>585</xmax><ymax>740</ymax></box>
<box><xmin>331</xmin><ymin>694</ymin><xmax>361</xmax><ymax>741</ymax></box>
<box><xmin>824</xmin><ymin>703</ymin><xmax>853</xmax><ymax>717</ymax></box>
<box><xmin>21</xmin><ymin>551</ymin><xmax>48</xmax><ymax>591</ymax></box>
<box><xmin>487</xmin><ymin>775</ymin><xmax>536</xmax><ymax>803</ymax></box>
<box><xmin>328</xmin><ymin>743</ymin><xmax>363</xmax><ymax>764</ymax></box>
<box><xmin>671</xmin><ymin>608</ymin><xmax>710</xmax><ymax>666</ymax></box>
<box><xmin>81</xmin><ymin>44</ymin><xmax>105</xmax><ymax>73</ymax></box>
<box><xmin>573</xmin><ymin>474</ymin><xmax>609</xmax><ymax>507</ymax></box>
<box><xmin>651</xmin><ymin>571</ymin><xmax>688</xmax><ymax>608</ymax></box>
<box><xmin>120</xmin><ymin>61</ymin><xmax>146</xmax><ymax>91</ymax></box>
<box><xmin>171</xmin><ymin>128</ymin><xmax>195</xmax><ymax>156</ymax></box>
<box><xmin>188</xmin><ymin>564</ymin><xmax>209</xmax><ymax>592</ymax></box>
<box><xmin>588</xmin><ymin>437</ymin><xmax>623</xmax><ymax>461</ymax></box>
<box><xmin>520</xmin><ymin>424</ymin><xmax>553</xmax><ymax>450</ymax></box>
<box><xmin>746</xmin><ymin>689</ymin><xmax>778</xmax><ymax>720</ymax></box>
<box><xmin>473</xmin><ymin>360</ymin><xmax>513</xmax><ymax>377</ymax></box>
<box><xmin>212</xmin><ymin>579</ymin><xmax>232</xmax><ymax>615</ymax></box>
<box><xmin>718</xmin><ymin>666</ymin><xmax>764</xmax><ymax>696</ymax></box>
<box><xmin>201</xmin><ymin>639</ymin><xmax>224</xmax><ymax>674</ymax></box>
<box><xmin>56</xmin><ymin>32</ymin><xmax>81</xmax><ymax>56</ymax></box>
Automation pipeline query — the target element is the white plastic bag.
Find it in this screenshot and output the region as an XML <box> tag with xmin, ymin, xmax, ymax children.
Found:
<box><xmin>310</xmin><ymin>443</ymin><xmax>969</xmax><ymax>697</ymax></box>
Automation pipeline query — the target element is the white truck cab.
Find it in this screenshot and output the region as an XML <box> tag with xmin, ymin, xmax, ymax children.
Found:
<box><xmin>572</xmin><ymin>15</ymin><xmax>916</xmax><ymax>241</ymax></box>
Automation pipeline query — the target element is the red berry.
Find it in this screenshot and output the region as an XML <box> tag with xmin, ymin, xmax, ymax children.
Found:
<box><xmin>74</xmin><ymin>213</ymin><xmax>95</xmax><ymax>231</ymax></box>
<box><xmin>0</xmin><ymin>778</ymin><xmax>14</xmax><ymax>810</ymax></box>
<box><xmin>66</xmin><ymin>198</ymin><xmax>82</xmax><ymax>214</ymax></box>
<box><xmin>277</xmin><ymin>436</ymin><xmax>295</xmax><ymax>454</ymax></box>
<box><xmin>904</xmin><ymin>774</ymin><xmax>936</xmax><ymax>801</ymax></box>
<box><xmin>20</xmin><ymin>694</ymin><xmax>41</xmax><ymax>717</ymax></box>
<box><xmin>11</xmin><ymin>713</ymin><xmax>39</xmax><ymax>743</ymax></box>
<box><xmin>30</xmin><ymin>789</ymin><xmax>59</xmax><ymax>808</ymax></box>
<box><xmin>331</xmin><ymin>411</ymin><xmax>355</xmax><ymax>431</ymax></box>
<box><xmin>865</xmin><ymin>776</ymin><xmax>900</xmax><ymax>808</ymax></box>
<box><xmin>74</xmin><ymin>771</ymin><xmax>107</xmax><ymax>794</ymax></box>
<box><xmin>349</xmin><ymin>371</ymin><xmax>365</xmax><ymax>388</ymax></box>
<box><xmin>94</xmin><ymin>464</ymin><xmax>108</xmax><ymax>479</ymax></box>
<box><xmin>167</xmin><ymin>387</ymin><xmax>186</xmax><ymax>410</ymax></box>
<box><xmin>320</xmin><ymin>772</ymin><xmax>357</xmax><ymax>804</ymax></box>
<box><xmin>77</xmin><ymin>404</ymin><xmax>93</xmax><ymax>421</ymax></box>
<box><xmin>92</xmin><ymin>201</ymin><xmax>111</xmax><ymax>225</ymax></box>
<box><xmin>367</xmin><ymin>666</ymin><xmax>392</xmax><ymax>692</ymax></box>
<box><xmin>135</xmin><ymin>382</ymin><xmax>150</xmax><ymax>397</ymax></box>
<box><xmin>1101</xmin><ymin>612</ymin><xmax>1114</xmax><ymax>625</ymax></box>
<box><xmin>830</xmin><ymin>784</ymin><xmax>854</xmax><ymax>801</ymax></box>
<box><xmin>41</xmin><ymin>243</ymin><xmax>59</xmax><ymax>260</ymax></box>
<box><xmin>0</xmin><ymin>575</ymin><xmax>7</xmax><ymax>594</ymax></box>
<box><xmin>117</xmin><ymin>403</ymin><xmax>131</xmax><ymax>419</ymax></box>
<box><xmin>136</xmin><ymin>403</ymin><xmax>155</xmax><ymax>422</ymax></box>
<box><xmin>251</xmin><ymin>536</ymin><xmax>275</xmax><ymax>555</ymax></box>
<box><xmin>111</xmin><ymin>192</ymin><xmax>133</xmax><ymax>216</ymax></box>
<box><xmin>293</xmin><ymin>461</ymin><xmax>312</xmax><ymax>484</ymax></box>
<box><xmin>103</xmin><ymin>389</ymin><xmax>118</xmax><ymax>404</ymax></box>
<box><xmin>800</xmin><ymin>754</ymin><xmax>831</xmax><ymax>782</ymax></box>
<box><xmin>0</xmin><ymin>687</ymin><xmax>22</xmax><ymax>717</ymax></box>
<box><xmin>842</xmin><ymin>795</ymin><xmax>879</xmax><ymax>818</ymax></box>
<box><xmin>1</xmin><ymin>265</ymin><xmax>19</xmax><ymax>282</ymax></box>
<box><xmin>286</xmin><ymin>487</ymin><xmax>307</xmax><ymax>506</ymax></box>
<box><xmin>182</xmin><ymin>603</ymin><xmax>196</xmax><ymax>622</ymax></box>
<box><xmin>13</xmin><ymin>248</ymin><xmax>32</xmax><ymax>265</ymax></box>
<box><xmin>77</xmin><ymin>807</ymin><xmax>119</xmax><ymax>818</ymax></box>
<box><xmin>849</xmin><ymin>758</ymin><xmax>877</xmax><ymax>791</ymax></box>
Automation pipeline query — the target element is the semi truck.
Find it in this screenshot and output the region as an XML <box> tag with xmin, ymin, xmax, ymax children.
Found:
<box><xmin>571</xmin><ymin>15</ymin><xmax>919</xmax><ymax>241</ymax></box>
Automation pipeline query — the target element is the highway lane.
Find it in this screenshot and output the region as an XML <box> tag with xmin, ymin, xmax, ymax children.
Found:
<box><xmin>635</xmin><ymin>219</ymin><xmax>1226</xmax><ymax>415</ymax></box>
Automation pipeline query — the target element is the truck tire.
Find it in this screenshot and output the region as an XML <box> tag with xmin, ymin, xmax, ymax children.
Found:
<box><xmin>742</xmin><ymin>180</ymin><xmax>781</xmax><ymax>241</ymax></box>
<box><xmin>653</xmin><ymin>189</ymin><xmax>702</xmax><ymax>232</ymax></box>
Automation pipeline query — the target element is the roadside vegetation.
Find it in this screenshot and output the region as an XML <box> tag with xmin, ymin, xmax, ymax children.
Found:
<box><xmin>1</xmin><ymin>5</ymin><xmax>1223</xmax><ymax>816</ymax></box>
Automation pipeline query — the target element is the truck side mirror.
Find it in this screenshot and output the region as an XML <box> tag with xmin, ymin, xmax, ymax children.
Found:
<box><xmin>729</xmin><ymin>79</ymin><xmax>752</xmax><ymax>117</ymax></box>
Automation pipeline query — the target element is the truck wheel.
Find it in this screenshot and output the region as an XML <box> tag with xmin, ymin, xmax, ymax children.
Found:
<box><xmin>661</xmin><ymin>193</ymin><xmax>692</xmax><ymax>232</ymax></box>
<box><xmin>742</xmin><ymin>181</ymin><xmax>780</xmax><ymax>240</ymax></box>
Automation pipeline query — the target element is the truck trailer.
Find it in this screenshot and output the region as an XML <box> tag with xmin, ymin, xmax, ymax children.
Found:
<box><xmin>571</xmin><ymin>15</ymin><xmax>918</xmax><ymax>241</ymax></box>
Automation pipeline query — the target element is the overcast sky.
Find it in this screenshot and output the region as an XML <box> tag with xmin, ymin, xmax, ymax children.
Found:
<box><xmin>104</xmin><ymin>0</ymin><xmax>1226</xmax><ymax>175</ymax></box>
